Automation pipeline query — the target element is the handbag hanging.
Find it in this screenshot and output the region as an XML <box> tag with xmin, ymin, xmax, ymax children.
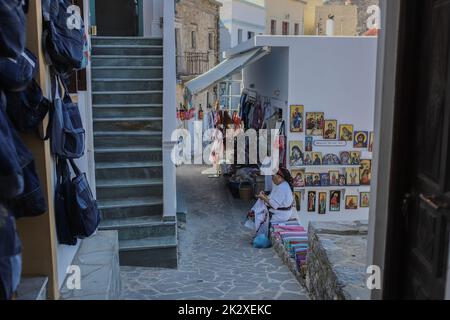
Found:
<box><xmin>66</xmin><ymin>159</ymin><xmax>100</xmax><ymax>239</ymax></box>
<box><xmin>5</xmin><ymin>79</ymin><xmax>50</xmax><ymax>134</ymax></box>
<box><xmin>46</xmin><ymin>75</ymin><xmax>85</xmax><ymax>159</ymax></box>
<box><xmin>54</xmin><ymin>157</ymin><xmax>77</xmax><ymax>245</ymax></box>
<box><xmin>42</xmin><ymin>0</ymin><xmax>87</xmax><ymax>76</ymax></box>
<box><xmin>0</xmin><ymin>0</ymin><xmax>26</xmax><ymax>59</ymax></box>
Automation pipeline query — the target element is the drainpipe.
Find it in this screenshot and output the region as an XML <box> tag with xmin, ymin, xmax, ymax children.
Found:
<box><xmin>162</xmin><ymin>0</ymin><xmax>177</xmax><ymax>221</ymax></box>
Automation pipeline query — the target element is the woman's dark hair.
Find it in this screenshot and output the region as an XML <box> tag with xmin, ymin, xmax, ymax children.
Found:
<box><xmin>278</xmin><ymin>167</ymin><xmax>294</xmax><ymax>192</ymax></box>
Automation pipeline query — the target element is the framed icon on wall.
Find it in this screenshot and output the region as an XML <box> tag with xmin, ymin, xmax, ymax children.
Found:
<box><xmin>330</xmin><ymin>190</ymin><xmax>341</xmax><ymax>212</ymax></box>
<box><xmin>290</xmin><ymin>105</ymin><xmax>304</xmax><ymax>133</ymax></box>
<box><xmin>324</xmin><ymin>120</ymin><xmax>338</xmax><ymax>140</ymax></box>
<box><xmin>339</xmin><ymin>124</ymin><xmax>354</xmax><ymax>142</ymax></box>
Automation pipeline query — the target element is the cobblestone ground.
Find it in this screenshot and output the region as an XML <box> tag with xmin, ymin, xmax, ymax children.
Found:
<box><xmin>120</xmin><ymin>165</ymin><xmax>309</xmax><ymax>300</ymax></box>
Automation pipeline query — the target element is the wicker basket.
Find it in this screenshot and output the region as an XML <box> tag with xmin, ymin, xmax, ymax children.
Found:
<box><xmin>239</xmin><ymin>182</ymin><xmax>254</xmax><ymax>201</ymax></box>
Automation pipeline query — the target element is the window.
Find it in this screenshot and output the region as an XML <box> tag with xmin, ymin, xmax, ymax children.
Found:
<box><xmin>191</xmin><ymin>30</ymin><xmax>196</xmax><ymax>49</ymax></box>
<box><xmin>282</xmin><ymin>21</ymin><xmax>289</xmax><ymax>35</ymax></box>
<box><xmin>208</xmin><ymin>32</ymin><xmax>214</xmax><ymax>50</ymax></box>
<box><xmin>294</xmin><ymin>23</ymin><xmax>300</xmax><ymax>35</ymax></box>
<box><xmin>270</xmin><ymin>20</ymin><xmax>277</xmax><ymax>35</ymax></box>
<box><xmin>248</xmin><ymin>31</ymin><xmax>255</xmax><ymax>40</ymax></box>
<box><xmin>238</xmin><ymin>28</ymin><xmax>243</xmax><ymax>44</ymax></box>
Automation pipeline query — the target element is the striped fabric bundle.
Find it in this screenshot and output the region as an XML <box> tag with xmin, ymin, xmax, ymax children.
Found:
<box><xmin>271</xmin><ymin>221</ymin><xmax>309</xmax><ymax>271</ymax></box>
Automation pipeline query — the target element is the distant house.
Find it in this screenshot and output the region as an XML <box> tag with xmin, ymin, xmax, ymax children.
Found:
<box><xmin>217</xmin><ymin>0</ymin><xmax>266</xmax><ymax>108</ymax></box>
<box><xmin>175</xmin><ymin>0</ymin><xmax>222</xmax><ymax>110</ymax></box>
<box><xmin>304</xmin><ymin>0</ymin><xmax>380</xmax><ymax>36</ymax></box>
<box><xmin>315</xmin><ymin>4</ymin><xmax>358</xmax><ymax>36</ymax></box>
<box><xmin>265</xmin><ymin>0</ymin><xmax>306</xmax><ymax>36</ymax></box>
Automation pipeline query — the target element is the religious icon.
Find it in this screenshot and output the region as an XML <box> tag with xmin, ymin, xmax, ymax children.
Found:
<box><xmin>305</xmin><ymin>173</ymin><xmax>314</xmax><ymax>187</ymax></box>
<box><xmin>312</xmin><ymin>152</ymin><xmax>322</xmax><ymax>166</ymax></box>
<box><xmin>304</xmin><ymin>152</ymin><xmax>313</xmax><ymax>165</ymax></box>
<box><xmin>360</xmin><ymin>192</ymin><xmax>370</xmax><ymax>208</ymax></box>
<box><xmin>329</xmin><ymin>171</ymin><xmax>339</xmax><ymax>186</ymax></box>
<box><xmin>345</xmin><ymin>196</ymin><xmax>358</xmax><ymax>210</ymax></box>
<box><xmin>320</xmin><ymin>173</ymin><xmax>330</xmax><ymax>186</ymax></box>
<box><xmin>307</xmin><ymin>191</ymin><xmax>316</xmax><ymax>212</ymax></box>
<box><xmin>350</xmin><ymin>151</ymin><xmax>361</xmax><ymax>165</ymax></box>
<box><xmin>306</xmin><ymin>112</ymin><xmax>325</xmax><ymax>136</ymax></box>
<box><xmin>329</xmin><ymin>190</ymin><xmax>341</xmax><ymax>211</ymax></box>
<box><xmin>346</xmin><ymin>167</ymin><xmax>360</xmax><ymax>186</ymax></box>
<box><xmin>368</xmin><ymin>132</ymin><xmax>374</xmax><ymax>152</ymax></box>
<box><xmin>318</xmin><ymin>193</ymin><xmax>327</xmax><ymax>215</ymax></box>
<box><xmin>313</xmin><ymin>173</ymin><xmax>321</xmax><ymax>186</ymax></box>
<box><xmin>338</xmin><ymin>174</ymin><xmax>346</xmax><ymax>186</ymax></box>
<box><xmin>292</xmin><ymin>170</ymin><xmax>306</xmax><ymax>188</ymax></box>
<box><xmin>305</xmin><ymin>136</ymin><xmax>313</xmax><ymax>152</ymax></box>
<box><xmin>294</xmin><ymin>191</ymin><xmax>302</xmax><ymax>211</ymax></box>
<box><xmin>290</xmin><ymin>105</ymin><xmax>304</xmax><ymax>133</ymax></box>
<box><xmin>340</xmin><ymin>151</ymin><xmax>351</xmax><ymax>165</ymax></box>
<box><xmin>289</xmin><ymin>141</ymin><xmax>304</xmax><ymax>166</ymax></box>
<box><xmin>322</xmin><ymin>154</ymin><xmax>341</xmax><ymax>165</ymax></box>
<box><xmin>339</xmin><ymin>125</ymin><xmax>354</xmax><ymax>142</ymax></box>
<box><xmin>354</xmin><ymin>131</ymin><xmax>369</xmax><ymax>148</ymax></box>
<box><xmin>323</xmin><ymin>120</ymin><xmax>338</xmax><ymax>140</ymax></box>
<box><xmin>360</xmin><ymin>160</ymin><xmax>372</xmax><ymax>186</ymax></box>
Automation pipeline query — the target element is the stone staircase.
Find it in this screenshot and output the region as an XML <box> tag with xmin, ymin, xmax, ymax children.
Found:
<box><xmin>91</xmin><ymin>37</ymin><xmax>177</xmax><ymax>268</ymax></box>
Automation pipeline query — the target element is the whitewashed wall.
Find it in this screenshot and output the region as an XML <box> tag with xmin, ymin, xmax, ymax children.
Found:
<box><xmin>241</xmin><ymin>36</ymin><xmax>378</xmax><ymax>226</ymax></box>
<box><xmin>143</xmin><ymin>0</ymin><xmax>163</xmax><ymax>37</ymax></box>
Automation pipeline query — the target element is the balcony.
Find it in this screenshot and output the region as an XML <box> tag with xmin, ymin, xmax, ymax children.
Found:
<box><xmin>176</xmin><ymin>52</ymin><xmax>210</xmax><ymax>79</ymax></box>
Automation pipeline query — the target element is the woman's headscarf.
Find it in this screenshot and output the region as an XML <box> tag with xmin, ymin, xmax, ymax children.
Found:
<box><xmin>276</xmin><ymin>167</ymin><xmax>294</xmax><ymax>192</ymax></box>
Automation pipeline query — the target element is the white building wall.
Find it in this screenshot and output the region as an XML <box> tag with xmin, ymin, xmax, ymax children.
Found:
<box><xmin>240</xmin><ymin>36</ymin><xmax>377</xmax><ymax>226</ymax></box>
<box><xmin>219</xmin><ymin>0</ymin><xmax>266</xmax><ymax>108</ymax></box>
<box><xmin>219</xmin><ymin>0</ymin><xmax>266</xmax><ymax>53</ymax></box>
<box><xmin>143</xmin><ymin>0</ymin><xmax>164</xmax><ymax>37</ymax></box>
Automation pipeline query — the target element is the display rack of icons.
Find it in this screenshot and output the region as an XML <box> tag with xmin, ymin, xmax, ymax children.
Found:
<box><xmin>289</xmin><ymin>105</ymin><xmax>373</xmax><ymax>214</ymax></box>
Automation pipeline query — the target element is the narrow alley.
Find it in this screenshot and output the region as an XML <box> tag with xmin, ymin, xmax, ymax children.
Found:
<box><xmin>120</xmin><ymin>165</ymin><xmax>309</xmax><ymax>300</ymax></box>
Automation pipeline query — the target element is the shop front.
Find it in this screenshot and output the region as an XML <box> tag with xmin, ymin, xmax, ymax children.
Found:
<box><xmin>184</xmin><ymin>35</ymin><xmax>377</xmax><ymax>294</ymax></box>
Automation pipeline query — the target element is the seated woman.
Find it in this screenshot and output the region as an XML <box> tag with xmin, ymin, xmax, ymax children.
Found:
<box><xmin>247</xmin><ymin>167</ymin><xmax>295</xmax><ymax>238</ymax></box>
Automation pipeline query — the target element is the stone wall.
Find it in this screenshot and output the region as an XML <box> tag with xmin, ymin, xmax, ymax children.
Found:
<box><xmin>306</xmin><ymin>221</ymin><xmax>371</xmax><ymax>300</ymax></box>
<box><xmin>175</xmin><ymin>0</ymin><xmax>221</xmax><ymax>109</ymax></box>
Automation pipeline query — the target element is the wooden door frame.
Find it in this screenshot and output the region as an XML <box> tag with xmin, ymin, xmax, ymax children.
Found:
<box><xmin>369</xmin><ymin>0</ymin><xmax>450</xmax><ymax>300</ymax></box>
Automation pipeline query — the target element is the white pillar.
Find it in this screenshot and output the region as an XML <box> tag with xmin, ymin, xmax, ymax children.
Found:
<box><xmin>162</xmin><ymin>0</ymin><xmax>177</xmax><ymax>221</ymax></box>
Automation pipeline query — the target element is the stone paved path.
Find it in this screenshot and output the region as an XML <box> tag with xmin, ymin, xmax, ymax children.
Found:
<box><xmin>120</xmin><ymin>165</ymin><xmax>309</xmax><ymax>300</ymax></box>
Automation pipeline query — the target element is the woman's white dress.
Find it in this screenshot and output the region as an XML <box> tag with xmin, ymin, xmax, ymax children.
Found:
<box><xmin>248</xmin><ymin>181</ymin><xmax>295</xmax><ymax>235</ymax></box>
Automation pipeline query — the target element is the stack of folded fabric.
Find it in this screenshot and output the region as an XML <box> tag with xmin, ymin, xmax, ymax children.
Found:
<box><xmin>271</xmin><ymin>222</ymin><xmax>309</xmax><ymax>270</ymax></box>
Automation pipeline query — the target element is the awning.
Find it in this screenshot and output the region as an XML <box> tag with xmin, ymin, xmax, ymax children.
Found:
<box><xmin>185</xmin><ymin>47</ymin><xmax>270</xmax><ymax>95</ymax></box>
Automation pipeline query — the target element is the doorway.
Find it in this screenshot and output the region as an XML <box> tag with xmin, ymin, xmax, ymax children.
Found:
<box><xmin>385</xmin><ymin>0</ymin><xmax>450</xmax><ymax>299</ymax></box>
<box><xmin>93</xmin><ymin>0</ymin><xmax>140</xmax><ymax>36</ymax></box>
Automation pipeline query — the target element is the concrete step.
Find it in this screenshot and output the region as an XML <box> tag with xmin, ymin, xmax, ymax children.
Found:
<box><xmin>94</xmin><ymin>147</ymin><xmax>162</xmax><ymax>163</ymax></box>
<box><xmin>100</xmin><ymin>216</ymin><xmax>175</xmax><ymax>241</ymax></box>
<box><xmin>98</xmin><ymin>197</ymin><xmax>163</xmax><ymax>220</ymax></box>
<box><xmin>92</xmin><ymin>91</ymin><xmax>163</xmax><ymax>105</ymax></box>
<box><xmin>94</xmin><ymin>131</ymin><xmax>162</xmax><ymax>148</ymax></box>
<box><xmin>92</xmin><ymin>55</ymin><xmax>163</xmax><ymax>67</ymax></box>
<box><xmin>96</xmin><ymin>182</ymin><xmax>163</xmax><ymax>205</ymax></box>
<box><xmin>95</xmin><ymin>160</ymin><xmax>163</xmax><ymax>180</ymax></box>
<box><xmin>93</xmin><ymin>104</ymin><xmax>162</xmax><ymax>118</ymax></box>
<box><xmin>93</xmin><ymin>117</ymin><xmax>163</xmax><ymax>132</ymax></box>
<box><xmin>92</xmin><ymin>37</ymin><xmax>163</xmax><ymax>46</ymax></box>
<box><xmin>92</xmin><ymin>45</ymin><xmax>163</xmax><ymax>56</ymax></box>
<box><xmin>59</xmin><ymin>231</ymin><xmax>121</xmax><ymax>300</ymax></box>
<box><xmin>16</xmin><ymin>277</ymin><xmax>48</xmax><ymax>300</ymax></box>
<box><xmin>119</xmin><ymin>235</ymin><xmax>178</xmax><ymax>268</ymax></box>
<box><xmin>92</xmin><ymin>79</ymin><xmax>163</xmax><ymax>91</ymax></box>
<box><xmin>92</xmin><ymin>66</ymin><xmax>163</xmax><ymax>79</ymax></box>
